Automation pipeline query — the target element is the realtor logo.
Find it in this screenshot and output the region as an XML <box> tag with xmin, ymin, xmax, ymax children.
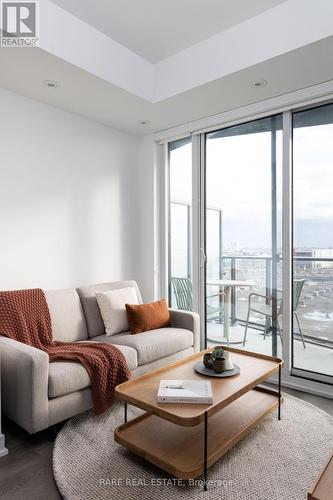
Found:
<box><xmin>1</xmin><ymin>1</ymin><xmax>39</xmax><ymax>46</ymax></box>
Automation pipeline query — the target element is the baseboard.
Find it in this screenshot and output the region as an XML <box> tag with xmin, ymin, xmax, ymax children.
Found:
<box><xmin>264</xmin><ymin>378</ymin><xmax>333</xmax><ymax>400</ymax></box>
<box><xmin>0</xmin><ymin>433</ymin><xmax>8</xmax><ymax>457</ymax></box>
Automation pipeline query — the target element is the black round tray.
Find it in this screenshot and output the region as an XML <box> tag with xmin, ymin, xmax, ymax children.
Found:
<box><xmin>194</xmin><ymin>361</ymin><xmax>240</xmax><ymax>378</ymax></box>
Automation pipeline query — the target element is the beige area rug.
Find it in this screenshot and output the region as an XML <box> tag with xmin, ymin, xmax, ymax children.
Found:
<box><xmin>53</xmin><ymin>394</ymin><xmax>333</xmax><ymax>500</ymax></box>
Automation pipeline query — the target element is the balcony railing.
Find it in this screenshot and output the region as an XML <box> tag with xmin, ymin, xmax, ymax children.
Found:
<box><xmin>170</xmin><ymin>201</ymin><xmax>333</xmax><ymax>350</ymax></box>
<box><xmin>208</xmin><ymin>255</ymin><xmax>333</xmax><ymax>349</ymax></box>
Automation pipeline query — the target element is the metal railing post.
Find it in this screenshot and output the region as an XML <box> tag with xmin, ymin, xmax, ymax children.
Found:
<box><xmin>266</xmin><ymin>257</ymin><xmax>272</xmax><ymax>303</ymax></box>
<box><xmin>231</xmin><ymin>257</ymin><xmax>237</xmax><ymax>325</ymax></box>
<box><xmin>265</xmin><ymin>257</ymin><xmax>272</xmax><ymax>335</ymax></box>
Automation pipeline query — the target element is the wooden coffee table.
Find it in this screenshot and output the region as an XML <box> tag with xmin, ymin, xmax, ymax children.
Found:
<box><xmin>115</xmin><ymin>347</ymin><xmax>283</xmax><ymax>490</ymax></box>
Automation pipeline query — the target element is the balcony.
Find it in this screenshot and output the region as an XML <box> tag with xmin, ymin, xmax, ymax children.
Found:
<box><xmin>206</xmin><ymin>255</ymin><xmax>333</xmax><ymax>378</ymax></box>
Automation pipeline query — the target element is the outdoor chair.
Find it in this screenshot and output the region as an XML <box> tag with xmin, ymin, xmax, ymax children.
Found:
<box><xmin>171</xmin><ymin>277</ymin><xmax>225</xmax><ymax>323</ymax></box>
<box><xmin>243</xmin><ymin>279</ymin><xmax>306</xmax><ymax>348</ymax></box>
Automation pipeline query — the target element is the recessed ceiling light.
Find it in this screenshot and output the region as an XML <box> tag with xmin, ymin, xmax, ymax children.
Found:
<box><xmin>139</xmin><ymin>120</ymin><xmax>150</xmax><ymax>125</ymax></box>
<box><xmin>43</xmin><ymin>80</ymin><xmax>60</xmax><ymax>89</ymax></box>
<box><xmin>251</xmin><ymin>79</ymin><xmax>267</xmax><ymax>88</ymax></box>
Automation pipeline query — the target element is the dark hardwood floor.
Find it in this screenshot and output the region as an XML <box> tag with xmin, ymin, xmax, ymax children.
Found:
<box><xmin>0</xmin><ymin>387</ymin><xmax>332</xmax><ymax>500</ymax></box>
<box><xmin>0</xmin><ymin>420</ymin><xmax>62</xmax><ymax>500</ymax></box>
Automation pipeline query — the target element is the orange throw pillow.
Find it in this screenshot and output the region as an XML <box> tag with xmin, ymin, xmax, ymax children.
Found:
<box><xmin>125</xmin><ymin>299</ymin><xmax>170</xmax><ymax>334</ymax></box>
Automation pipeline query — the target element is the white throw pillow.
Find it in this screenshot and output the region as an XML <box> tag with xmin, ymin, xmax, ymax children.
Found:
<box><xmin>96</xmin><ymin>287</ymin><xmax>138</xmax><ymax>336</ymax></box>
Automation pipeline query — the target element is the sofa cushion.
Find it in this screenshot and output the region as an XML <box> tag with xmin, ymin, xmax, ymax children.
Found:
<box><xmin>87</xmin><ymin>341</ymin><xmax>138</xmax><ymax>371</ymax></box>
<box><xmin>94</xmin><ymin>328</ymin><xmax>193</xmax><ymax>366</ymax></box>
<box><xmin>48</xmin><ymin>362</ymin><xmax>91</xmax><ymax>398</ymax></box>
<box><xmin>126</xmin><ymin>299</ymin><xmax>170</xmax><ymax>334</ymax></box>
<box><xmin>45</xmin><ymin>289</ymin><xmax>88</xmax><ymax>342</ymax></box>
<box><xmin>77</xmin><ymin>281</ymin><xmax>142</xmax><ymax>338</ymax></box>
<box><xmin>48</xmin><ymin>344</ymin><xmax>138</xmax><ymax>398</ymax></box>
<box><xmin>96</xmin><ymin>287</ymin><xmax>139</xmax><ymax>335</ymax></box>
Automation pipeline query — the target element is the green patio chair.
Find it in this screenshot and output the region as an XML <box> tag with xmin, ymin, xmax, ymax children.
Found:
<box><xmin>242</xmin><ymin>279</ymin><xmax>306</xmax><ymax>348</ymax></box>
<box><xmin>171</xmin><ymin>277</ymin><xmax>225</xmax><ymax>322</ymax></box>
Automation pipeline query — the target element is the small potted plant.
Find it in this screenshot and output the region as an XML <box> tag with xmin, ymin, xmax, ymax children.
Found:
<box><xmin>203</xmin><ymin>352</ymin><xmax>213</xmax><ymax>369</ymax></box>
<box><xmin>211</xmin><ymin>347</ymin><xmax>226</xmax><ymax>374</ymax></box>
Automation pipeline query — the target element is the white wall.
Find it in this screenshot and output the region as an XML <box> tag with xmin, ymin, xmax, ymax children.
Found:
<box><xmin>134</xmin><ymin>135</ymin><xmax>156</xmax><ymax>301</ymax></box>
<box><xmin>0</xmin><ymin>87</ymin><xmax>141</xmax><ymax>291</ymax></box>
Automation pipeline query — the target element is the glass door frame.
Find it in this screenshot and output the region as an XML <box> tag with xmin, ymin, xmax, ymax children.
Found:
<box><xmin>167</xmin><ymin>136</ymin><xmax>193</xmax><ymax>309</ymax></box>
<box><xmin>290</xmin><ymin>105</ymin><xmax>333</xmax><ymax>387</ymax></box>
<box><xmin>203</xmin><ymin>115</ymin><xmax>282</xmax><ymax>356</ymax></box>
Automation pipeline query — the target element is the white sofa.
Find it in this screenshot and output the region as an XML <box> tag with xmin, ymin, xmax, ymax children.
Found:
<box><xmin>0</xmin><ymin>280</ymin><xmax>200</xmax><ymax>434</ymax></box>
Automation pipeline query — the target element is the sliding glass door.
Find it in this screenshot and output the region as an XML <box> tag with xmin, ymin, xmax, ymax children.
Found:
<box><xmin>165</xmin><ymin>100</ymin><xmax>333</xmax><ymax>390</ymax></box>
<box><xmin>205</xmin><ymin>116</ymin><xmax>283</xmax><ymax>355</ymax></box>
<box><xmin>292</xmin><ymin>103</ymin><xmax>333</xmax><ymax>381</ymax></box>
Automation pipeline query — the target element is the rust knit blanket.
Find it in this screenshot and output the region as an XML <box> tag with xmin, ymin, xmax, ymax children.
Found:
<box><xmin>0</xmin><ymin>288</ymin><xmax>130</xmax><ymax>415</ymax></box>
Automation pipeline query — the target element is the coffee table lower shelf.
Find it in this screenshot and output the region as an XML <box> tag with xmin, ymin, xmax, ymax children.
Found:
<box><xmin>114</xmin><ymin>388</ymin><xmax>280</xmax><ymax>479</ymax></box>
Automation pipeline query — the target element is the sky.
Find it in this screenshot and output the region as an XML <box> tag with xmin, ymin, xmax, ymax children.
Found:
<box><xmin>170</xmin><ymin>122</ymin><xmax>333</xmax><ymax>254</ymax></box>
<box><xmin>293</xmin><ymin>125</ymin><xmax>333</xmax><ymax>248</ymax></box>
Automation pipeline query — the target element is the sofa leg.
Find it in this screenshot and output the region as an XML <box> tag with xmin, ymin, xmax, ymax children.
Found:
<box><xmin>48</xmin><ymin>423</ymin><xmax>59</xmax><ymax>441</ymax></box>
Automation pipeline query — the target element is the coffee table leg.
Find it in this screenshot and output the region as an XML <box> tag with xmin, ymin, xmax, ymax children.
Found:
<box><xmin>278</xmin><ymin>364</ymin><xmax>281</xmax><ymax>420</ymax></box>
<box><xmin>124</xmin><ymin>401</ymin><xmax>127</xmax><ymax>424</ymax></box>
<box><xmin>203</xmin><ymin>411</ymin><xmax>208</xmax><ymax>491</ymax></box>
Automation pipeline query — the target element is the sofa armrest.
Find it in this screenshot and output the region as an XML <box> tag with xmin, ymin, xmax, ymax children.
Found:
<box><xmin>169</xmin><ymin>309</ymin><xmax>200</xmax><ymax>352</ymax></box>
<box><xmin>0</xmin><ymin>338</ymin><xmax>49</xmax><ymax>434</ymax></box>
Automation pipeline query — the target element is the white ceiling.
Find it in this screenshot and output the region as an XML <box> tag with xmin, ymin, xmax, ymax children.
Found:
<box><xmin>50</xmin><ymin>0</ymin><xmax>286</xmax><ymax>63</ymax></box>
<box><xmin>1</xmin><ymin>36</ymin><xmax>332</xmax><ymax>136</ymax></box>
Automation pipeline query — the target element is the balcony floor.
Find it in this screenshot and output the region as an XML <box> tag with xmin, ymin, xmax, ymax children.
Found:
<box><xmin>207</xmin><ymin>322</ymin><xmax>333</xmax><ymax>378</ymax></box>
